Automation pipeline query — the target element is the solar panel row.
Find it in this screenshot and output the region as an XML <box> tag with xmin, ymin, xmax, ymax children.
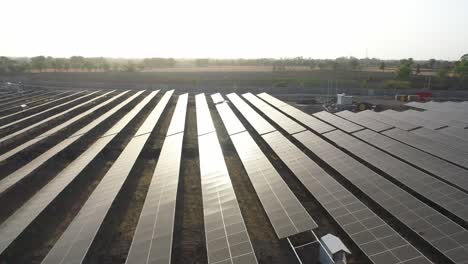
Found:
<box><xmin>242</xmin><ymin>93</ymin><xmax>306</xmax><ymax>135</ymax></box>
<box><xmin>228</xmin><ymin>94</ymin><xmax>430</xmax><ymax>264</ymax></box>
<box><xmin>357</xmin><ymin>110</ymin><xmax>420</xmax><ymax>131</ymax></box>
<box><xmin>0</xmin><ymin>91</ymin><xmax>106</xmax><ymax>145</ymax></box>
<box><xmin>354</xmin><ymin>129</ymin><xmax>468</xmax><ymax>192</ymax></box>
<box><xmin>0</xmin><ymin>91</ymin><xmax>131</xmax><ymax>162</ymax></box>
<box><xmin>0</xmin><ymin>91</ymin><xmax>132</xmax><ymax>194</ymax></box>
<box><xmin>226</xmin><ymin>93</ymin><xmax>275</xmax><ymax>135</ymax></box>
<box><xmin>42</xmin><ymin>91</ymin><xmax>170</xmax><ymax>264</ymax></box>
<box><xmin>380</xmin><ymin>110</ymin><xmax>446</xmax><ymax>130</ymax></box>
<box><xmin>411</xmin><ymin>127</ymin><xmax>468</xmax><ymax>152</ymax></box>
<box><xmin>230</xmin><ymin>131</ymin><xmax>317</xmax><ymax>238</ymax></box>
<box><xmin>313</xmin><ymin>111</ymin><xmax>364</xmax><ymax>133</ymax></box>
<box><xmin>335</xmin><ymin>110</ymin><xmax>393</xmax><ymax>132</ymax></box>
<box><xmin>0</xmin><ymin>91</ymin><xmax>70</xmax><ymax>119</ymax></box>
<box><xmin>126</xmin><ymin>93</ymin><xmax>187</xmax><ymax>264</ymax></box>
<box><xmin>0</xmin><ymin>91</ymin><xmax>91</xmax><ymax>130</ymax></box>
<box><xmin>196</xmin><ymin>93</ymin><xmax>216</xmax><ymax>136</ymax></box>
<box><xmin>382</xmin><ymin>128</ymin><xmax>468</xmax><ymax>169</ymax></box>
<box><xmin>215</xmin><ymin>102</ymin><xmax>246</xmax><ymax>136</ymax></box>
<box><xmin>0</xmin><ymin>91</ymin><xmax>151</xmax><ymax>255</ymax></box>
<box><xmin>211</xmin><ymin>93</ymin><xmax>225</xmax><ymax>104</ymax></box>
<box><xmin>295</xmin><ymin>130</ymin><xmax>468</xmax><ymax>264</ymax></box>
<box><xmin>196</xmin><ymin>94</ymin><xmax>257</xmax><ymax>264</ymax></box>
<box><xmin>256</xmin><ymin>93</ymin><xmax>335</xmax><ymax>134</ymax></box>
<box><xmin>325</xmin><ymin>130</ymin><xmax>468</xmax><ymax>224</ymax></box>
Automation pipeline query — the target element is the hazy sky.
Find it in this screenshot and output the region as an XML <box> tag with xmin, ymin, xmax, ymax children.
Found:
<box><xmin>1</xmin><ymin>0</ymin><xmax>467</xmax><ymax>60</ymax></box>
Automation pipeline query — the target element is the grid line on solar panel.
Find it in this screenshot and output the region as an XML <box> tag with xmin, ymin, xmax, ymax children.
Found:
<box><xmin>0</xmin><ymin>91</ymin><xmax>154</xmax><ymax>256</ymax></box>
<box><xmin>230</xmin><ymin>131</ymin><xmax>317</xmax><ymax>238</ymax></box>
<box><xmin>0</xmin><ymin>91</ymin><xmax>96</xmax><ymax>130</ymax></box>
<box><xmin>226</xmin><ymin>93</ymin><xmax>275</xmax><ymax>135</ymax></box>
<box><xmin>227</xmin><ymin>96</ymin><xmax>430</xmax><ymax>263</ymax></box>
<box><xmin>0</xmin><ymin>91</ymin><xmax>107</xmax><ymax>145</ymax></box>
<box><xmin>242</xmin><ymin>93</ymin><xmax>306</xmax><ymax>135</ymax></box>
<box><xmin>324</xmin><ymin>130</ymin><xmax>468</xmax><ymax>224</ymax></box>
<box><xmin>211</xmin><ymin>93</ymin><xmax>225</xmax><ymax>104</ymax></box>
<box><xmin>357</xmin><ymin>110</ymin><xmax>420</xmax><ymax>131</ymax></box>
<box><xmin>42</xmin><ymin>91</ymin><xmax>171</xmax><ymax>264</ymax></box>
<box><xmin>353</xmin><ymin>129</ymin><xmax>468</xmax><ymax>193</ymax></box>
<box><xmin>216</xmin><ymin>102</ymin><xmax>246</xmax><ymax>136</ymax></box>
<box><xmin>313</xmin><ymin>111</ymin><xmax>364</xmax><ymax>133</ymax></box>
<box><xmin>260</xmin><ymin>131</ymin><xmax>431</xmax><ymax>264</ymax></box>
<box><xmin>382</xmin><ymin>128</ymin><xmax>468</xmax><ymax>169</ymax></box>
<box><xmin>0</xmin><ymin>91</ymin><xmax>132</xmax><ymax>162</ymax></box>
<box><xmin>294</xmin><ymin>130</ymin><xmax>468</xmax><ymax>264</ymax></box>
<box><xmin>411</xmin><ymin>127</ymin><xmax>468</xmax><ymax>152</ymax></box>
<box><xmin>166</xmin><ymin>93</ymin><xmax>188</xmax><ymax>136</ymax></box>
<box><xmin>335</xmin><ymin>110</ymin><xmax>393</xmax><ymax>132</ymax></box>
<box><xmin>0</xmin><ymin>91</ymin><xmax>154</xmax><ymax>196</ymax></box>
<box><xmin>134</xmin><ymin>90</ymin><xmax>174</xmax><ymax>137</ymax></box>
<box><xmin>0</xmin><ymin>91</ymin><xmax>70</xmax><ymax>119</ymax></box>
<box><xmin>126</xmin><ymin>135</ymin><xmax>184</xmax><ymax>263</ymax></box>
<box><xmin>257</xmin><ymin>93</ymin><xmax>335</xmax><ymax>134</ymax></box>
<box><xmin>198</xmin><ymin>132</ymin><xmax>257</xmax><ymax>264</ymax></box>
<box><xmin>380</xmin><ymin>110</ymin><xmax>446</xmax><ymax>130</ymax></box>
<box><xmin>195</xmin><ymin>93</ymin><xmax>216</xmax><ymax>136</ymax></box>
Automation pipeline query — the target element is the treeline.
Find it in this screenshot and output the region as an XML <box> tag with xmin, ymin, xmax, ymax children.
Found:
<box><xmin>0</xmin><ymin>56</ymin><xmax>177</xmax><ymax>74</ymax></box>
<box><xmin>0</xmin><ymin>55</ymin><xmax>463</xmax><ymax>75</ymax></box>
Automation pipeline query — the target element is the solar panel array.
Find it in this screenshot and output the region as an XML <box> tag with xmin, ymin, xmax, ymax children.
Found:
<box><xmin>126</xmin><ymin>94</ymin><xmax>187</xmax><ymax>264</ymax></box>
<box><xmin>195</xmin><ymin>95</ymin><xmax>258</xmax><ymax>264</ymax></box>
<box><xmin>257</xmin><ymin>92</ymin><xmax>335</xmax><ymax>134</ymax></box>
<box><xmin>227</xmin><ymin>95</ymin><xmax>430</xmax><ymax>264</ymax></box>
<box><xmin>0</xmin><ymin>91</ymin><xmax>148</xmax><ymax>255</ymax></box>
<box><xmin>336</xmin><ymin>110</ymin><xmax>393</xmax><ymax>132</ymax></box>
<box><xmin>2</xmin><ymin>89</ymin><xmax>468</xmax><ymax>264</ymax></box>
<box><xmin>42</xmin><ymin>91</ymin><xmax>171</xmax><ymax>264</ymax></box>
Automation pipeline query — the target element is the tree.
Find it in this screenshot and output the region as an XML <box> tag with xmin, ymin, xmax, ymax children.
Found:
<box><xmin>396</xmin><ymin>64</ymin><xmax>412</xmax><ymax>80</ymax></box>
<box><xmin>30</xmin><ymin>56</ymin><xmax>47</xmax><ymax>72</ymax></box>
<box><xmin>429</xmin><ymin>58</ymin><xmax>436</xmax><ymax>69</ymax></box>
<box><xmin>454</xmin><ymin>55</ymin><xmax>468</xmax><ymax>89</ymax></box>
<box><xmin>70</xmin><ymin>56</ymin><xmax>85</xmax><ymax>71</ymax></box>
<box><xmin>349</xmin><ymin>57</ymin><xmax>359</xmax><ymax>70</ymax></box>
<box><xmin>379</xmin><ymin>61</ymin><xmax>385</xmax><ymax>72</ymax></box>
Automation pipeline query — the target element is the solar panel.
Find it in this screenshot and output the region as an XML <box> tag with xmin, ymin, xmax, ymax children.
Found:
<box><xmin>438</xmin><ymin>126</ymin><xmax>468</xmax><ymax>140</ymax></box>
<box><xmin>294</xmin><ymin>130</ymin><xmax>468</xmax><ymax>264</ymax></box>
<box><xmin>257</xmin><ymin>92</ymin><xmax>335</xmax><ymax>134</ymax></box>
<box><xmin>195</xmin><ymin>93</ymin><xmax>216</xmax><ymax>136</ymax></box>
<box><xmin>324</xmin><ymin>130</ymin><xmax>468</xmax><ymax>224</ymax></box>
<box><xmin>0</xmin><ymin>90</ymin><xmax>107</xmax><ymax>145</ymax></box>
<box><xmin>410</xmin><ymin>109</ymin><xmax>468</xmax><ymax>127</ymax></box>
<box><xmin>228</xmin><ymin>95</ymin><xmax>430</xmax><ymax>263</ymax></box>
<box><xmin>0</xmin><ymin>90</ymin><xmax>91</xmax><ymax>130</ymax></box>
<box><xmin>380</xmin><ymin>110</ymin><xmax>446</xmax><ymax>130</ymax></box>
<box><xmin>354</xmin><ymin>129</ymin><xmax>468</xmax><ymax>192</ymax></box>
<box><xmin>0</xmin><ymin>91</ymin><xmax>50</xmax><ymax>107</ymax></box>
<box><xmin>382</xmin><ymin>128</ymin><xmax>468</xmax><ymax>169</ymax></box>
<box><xmin>0</xmin><ymin>91</ymin><xmax>155</xmax><ymax>195</ymax></box>
<box><xmin>166</xmin><ymin>93</ymin><xmax>188</xmax><ymax>136</ymax></box>
<box><xmin>216</xmin><ymin>102</ymin><xmax>246</xmax><ymax>136</ymax></box>
<box><xmin>42</xmin><ymin>91</ymin><xmax>171</xmax><ymax>264</ymax></box>
<box><xmin>226</xmin><ymin>93</ymin><xmax>275</xmax><ymax>135</ymax></box>
<box><xmin>0</xmin><ymin>91</ymin><xmax>69</xmax><ymax>118</ymax></box>
<box><xmin>198</xmin><ymin>132</ymin><xmax>257</xmax><ymax>264</ymax></box>
<box><xmin>411</xmin><ymin>127</ymin><xmax>468</xmax><ymax>152</ymax></box>
<box><xmin>335</xmin><ymin>110</ymin><xmax>393</xmax><ymax>132</ymax></box>
<box><xmin>0</xmin><ymin>91</ymin><xmax>153</xmax><ymax>255</ymax></box>
<box><xmin>313</xmin><ymin>111</ymin><xmax>364</xmax><ymax>133</ymax></box>
<box><xmin>211</xmin><ymin>93</ymin><xmax>225</xmax><ymax>104</ymax></box>
<box><xmin>126</xmin><ymin>96</ymin><xmax>186</xmax><ymax>264</ymax></box>
<box><xmin>357</xmin><ymin>110</ymin><xmax>420</xmax><ymax>131</ymax></box>
<box><xmin>261</xmin><ymin>131</ymin><xmax>430</xmax><ymax>264</ymax></box>
<box><xmin>230</xmin><ymin>131</ymin><xmax>317</xmax><ymax>238</ymax></box>
<box><xmin>0</xmin><ymin>91</ymin><xmax>131</xmax><ymax>162</ymax></box>
<box><xmin>242</xmin><ymin>93</ymin><xmax>306</xmax><ymax>135</ymax></box>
